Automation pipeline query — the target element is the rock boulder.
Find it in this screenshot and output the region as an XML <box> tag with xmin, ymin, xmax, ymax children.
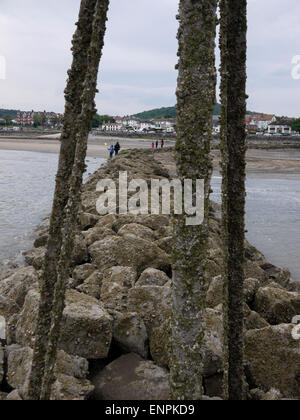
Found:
<box><xmin>245</xmin><ymin>324</ymin><xmax>300</xmax><ymax>398</ymax></box>
<box><xmin>254</xmin><ymin>286</ymin><xmax>300</xmax><ymax>325</ymax></box>
<box><xmin>16</xmin><ymin>289</ymin><xmax>113</xmax><ymax>359</ymax></box>
<box><xmin>89</xmin><ymin>235</ymin><xmax>170</xmax><ymax>276</ymax></box>
<box><xmin>91</xmin><ymin>353</ymin><xmax>170</xmax><ymax>400</ymax></box>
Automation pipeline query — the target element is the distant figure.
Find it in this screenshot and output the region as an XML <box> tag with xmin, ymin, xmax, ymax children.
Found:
<box><xmin>156</xmin><ymin>140</ymin><xmax>159</xmax><ymax>149</ymax></box>
<box><xmin>114</xmin><ymin>142</ymin><xmax>121</xmax><ymax>155</ymax></box>
<box><xmin>152</xmin><ymin>142</ymin><xmax>155</xmax><ymax>150</ymax></box>
<box><xmin>161</xmin><ymin>139</ymin><xmax>164</xmax><ymax>148</ymax></box>
<box><xmin>109</xmin><ymin>145</ymin><xmax>114</xmax><ymax>159</ymax></box>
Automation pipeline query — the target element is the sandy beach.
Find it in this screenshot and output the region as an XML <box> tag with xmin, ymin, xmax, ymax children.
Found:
<box><xmin>155</xmin><ymin>148</ymin><xmax>300</xmax><ymax>175</ymax></box>
<box><xmin>0</xmin><ymin>136</ymin><xmax>173</xmax><ymax>159</ymax></box>
<box><xmin>1</xmin><ymin>136</ymin><xmax>300</xmax><ymax>173</ymax></box>
<box><xmin>213</xmin><ymin>149</ymin><xmax>300</xmax><ymax>174</ymax></box>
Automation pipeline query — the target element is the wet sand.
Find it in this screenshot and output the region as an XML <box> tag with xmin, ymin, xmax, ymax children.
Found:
<box><xmin>157</xmin><ymin>149</ymin><xmax>300</xmax><ymax>175</ymax></box>
<box><xmin>212</xmin><ymin>149</ymin><xmax>300</xmax><ymax>174</ymax></box>
<box><xmin>1</xmin><ymin>136</ymin><xmax>300</xmax><ymax>173</ymax></box>
<box><xmin>0</xmin><ymin>136</ymin><xmax>174</xmax><ymax>159</ymax></box>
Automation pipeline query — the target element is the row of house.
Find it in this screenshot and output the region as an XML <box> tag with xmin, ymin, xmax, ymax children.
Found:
<box><xmin>100</xmin><ymin>116</ymin><xmax>176</xmax><ymax>134</ymax></box>
<box><xmin>213</xmin><ymin>113</ymin><xmax>294</xmax><ymax>135</ymax></box>
<box><xmin>102</xmin><ymin>114</ymin><xmax>294</xmax><ymax>136</ymax></box>
<box><xmin>246</xmin><ymin>114</ymin><xmax>295</xmax><ymax>134</ymax></box>
<box><xmin>16</xmin><ymin>110</ymin><xmax>63</xmax><ymax>127</ymax></box>
<box><xmin>10</xmin><ymin>110</ymin><xmax>296</xmax><ymax>136</ymax></box>
<box><xmin>17</xmin><ymin>111</ymin><xmax>34</xmax><ymax>126</ymax></box>
<box><xmin>246</xmin><ymin>113</ymin><xmax>277</xmax><ymax>131</ymax></box>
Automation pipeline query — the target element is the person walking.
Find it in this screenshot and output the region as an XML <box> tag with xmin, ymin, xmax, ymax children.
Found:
<box><xmin>161</xmin><ymin>139</ymin><xmax>164</xmax><ymax>148</ymax></box>
<box><xmin>152</xmin><ymin>142</ymin><xmax>155</xmax><ymax>150</ymax></box>
<box><xmin>114</xmin><ymin>142</ymin><xmax>121</xmax><ymax>155</ymax></box>
<box><xmin>156</xmin><ymin>140</ymin><xmax>159</xmax><ymax>149</ymax></box>
<box><xmin>109</xmin><ymin>145</ymin><xmax>114</xmax><ymax>159</ymax></box>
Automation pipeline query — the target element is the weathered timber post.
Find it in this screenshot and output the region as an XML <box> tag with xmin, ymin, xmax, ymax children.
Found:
<box><xmin>170</xmin><ymin>0</ymin><xmax>217</xmax><ymax>400</ymax></box>
<box><xmin>220</xmin><ymin>0</ymin><xmax>248</xmax><ymax>401</ymax></box>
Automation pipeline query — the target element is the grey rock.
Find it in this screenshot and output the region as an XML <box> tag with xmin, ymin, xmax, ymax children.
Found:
<box><xmin>118</xmin><ymin>223</ymin><xmax>155</xmax><ymax>242</ymax></box>
<box><xmin>7</xmin><ymin>346</ymin><xmax>91</xmax><ymax>400</ymax></box>
<box><xmin>92</xmin><ymin>353</ymin><xmax>170</xmax><ymax>400</ymax></box>
<box><xmin>16</xmin><ymin>289</ymin><xmax>113</xmax><ymax>359</ymax></box>
<box><xmin>6</xmin><ymin>390</ymin><xmax>23</xmax><ymax>400</ymax></box>
<box><xmin>76</xmin><ymin>270</ymin><xmax>103</xmax><ymax>299</ymax></box>
<box><xmin>79</xmin><ymin>212</ymin><xmax>100</xmax><ymax>230</ymax></box>
<box><xmin>113</xmin><ymin>312</ymin><xmax>148</xmax><ymax>358</ymax></box>
<box><xmin>82</xmin><ymin>226</ymin><xmax>116</xmax><ymax>247</ymax></box>
<box><xmin>51</xmin><ymin>374</ymin><xmax>94</xmax><ymax>401</ymax></box>
<box><xmin>23</xmin><ymin>247</ymin><xmax>46</xmax><ymax>270</ymax></box>
<box><xmin>254</xmin><ymin>286</ymin><xmax>300</xmax><ymax>325</ymax></box>
<box><xmin>0</xmin><ymin>392</ymin><xmax>8</xmax><ymax>400</ymax></box>
<box><xmin>128</xmin><ymin>284</ymin><xmax>172</xmax><ymax>334</ymax></box>
<box><xmin>0</xmin><ymin>266</ymin><xmax>38</xmax><ymax>311</ymax></box>
<box><xmin>245</xmin><ymin>324</ymin><xmax>300</xmax><ymax>398</ymax></box>
<box><xmin>101</xmin><ymin>266</ymin><xmax>137</xmax><ymax>311</ymax></box>
<box><xmin>136</xmin><ymin>268</ymin><xmax>170</xmax><ymax>287</ymax></box>
<box><xmin>89</xmin><ymin>235</ymin><xmax>170</xmax><ymax>276</ymax></box>
<box><xmin>71</xmin><ymin>264</ymin><xmax>95</xmax><ymax>288</ymax></box>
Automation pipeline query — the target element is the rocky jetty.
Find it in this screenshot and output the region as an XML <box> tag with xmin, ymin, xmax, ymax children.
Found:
<box><xmin>0</xmin><ymin>148</ymin><xmax>300</xmax><ymax>400</ymax></box>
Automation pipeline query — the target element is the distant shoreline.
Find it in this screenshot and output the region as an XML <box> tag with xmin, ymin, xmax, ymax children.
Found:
<box><xmin>0</xmin><ymin>136</ymin><xmax>168</xmax><ymax>159</ymax></box>
<box><xmin>1</xmin><ymin>137</ymin><xmax>300</xmax><ymax>174</ymax></box>
<box><xmin>1</xmin><ymin>131</ymin><xmax>300</xmax><ymax>149</ymax></box>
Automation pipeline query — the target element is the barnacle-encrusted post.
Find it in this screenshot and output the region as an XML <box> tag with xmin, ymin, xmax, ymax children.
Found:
<box><xmin>220</xmin><ymin>0</ymin><xmax>248</xmax><ymax>401</ymax></box>
<box><xmin>170</xmin><ymin>0</ymin><xmax>217</xmax><ymax>400</ymax></box>
<box><xmin>39</xmin><ymin>0</ymin><xmax>110</xmax><ymax>400</ymax></box>
<box><xmin>26</xmin><ymin>0</ymin><xmax>109</xmax><ymax>400</ymax></box>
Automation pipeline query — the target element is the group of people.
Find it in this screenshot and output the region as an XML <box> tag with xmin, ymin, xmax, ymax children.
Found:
<box><xmin>108</xmin><ymin>142</ymin><xmax>121</xmax><ymax>158</ymax></box>
<box><xmin>152</xmin><ymin>139</ymin><xmax>165</xmax><ymax>150</ymax></box>
<box><xmin>107</xmin><ymin>139</ymin><xmax>165</xmax><ymax>158</ymax></box>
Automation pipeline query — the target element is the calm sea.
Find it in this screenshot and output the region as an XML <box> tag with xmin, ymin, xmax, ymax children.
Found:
<box><xmin>0</xmin><ymin>149</ymin><xmax>105</xmax><ymax>273</ymax></box>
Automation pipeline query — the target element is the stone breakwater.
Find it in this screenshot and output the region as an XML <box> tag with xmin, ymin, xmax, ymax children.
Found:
<box><xmin>0</xmin><ymin>148</ymin><xmax>300</xmax><ymax>401</ymax></box>
<box><xmin>246</xmin><ymin>136</ymin><xmax>300</xmax><ymax>149</ymax></box>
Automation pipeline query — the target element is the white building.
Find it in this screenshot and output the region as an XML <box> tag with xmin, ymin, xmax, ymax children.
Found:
<box><xmin>122</xmin><ymin>118</ymin><xmax>140</xmax><ymax>130</ymax></box>
<box><xmin>152</xmin><ymin>119</ymin><xmax>176</xmax><ymax>133</ymax></box>
<box><xmin>267</xmin><ymin>124</ymin><xmax>292</xmax><ymax>135</ymax></box>
<box><xmin>102</xmin><ymin>123</ymin><xmax>120</xmax><ymax>132</ymax></box>
<box><xmin>100</xmin><ymin>116</ymin><xmax>175</xmax><ymax>134</ymax></box>
<box><xmin>139</xmin><ymin>121</ymin><xmax>155</xmax><ymax>131</ymax></box>
<box><xmin>250</xmin><ymin>114</ymin><xmax>276</xmax><ymax>131</ymax></box>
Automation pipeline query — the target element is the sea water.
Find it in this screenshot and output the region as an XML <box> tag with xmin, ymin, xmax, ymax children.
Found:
<box><xmin>0</xmin><ymin>149</ymin><xmax>105</xmax><ymax>273</ymax></box>
<box><xmin>1</xmin><ymin>149</ymin><xmax>300</xmax><ymax>280</ymax></box>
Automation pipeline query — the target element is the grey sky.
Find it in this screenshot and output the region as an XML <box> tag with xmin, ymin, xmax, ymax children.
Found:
<box><xmin>0</xmin><ymin>0</ymin><xmax>299</xmax><ymax>117</ymax></box>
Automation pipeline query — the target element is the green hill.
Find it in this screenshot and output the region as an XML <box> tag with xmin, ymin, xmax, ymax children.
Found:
<box><xmin>134</xmin><ymin>104</ymin><xmax>221</xmax><ymax>120</ymax></box>
<box><xmin>134</xmin><ymin>107</ymin><xmax>176</xmax><ymax>119</ymax></box>
<box><xmin>133</xmin><ymin>103</ymin><xmax>263</xmax><ymax>120</ymax></box>
<box><xmin>0</xmin><ymin>109</ymin><xmax>19</xmax><ymax>119</ymax></box>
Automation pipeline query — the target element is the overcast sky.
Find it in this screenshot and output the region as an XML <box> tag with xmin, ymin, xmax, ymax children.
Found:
<box><xmin>0</xmin><ymin>0</ymin><xmax>299</xmax><ymax>117</ymax></box>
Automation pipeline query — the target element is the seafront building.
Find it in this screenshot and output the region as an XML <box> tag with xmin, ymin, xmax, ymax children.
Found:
<box><xmin>2</xmin><ymin>109</ymin><xmax>297</xmax><ymax>137</ymax></box>
<box><xmin>267</xmin><ymin>124</ymin><xmax>293</xmax><ymax>135</ymax></box>
<box><xmin>16</xmin><ymin>110</ymin><xmax>63</xmax><ymax>127</ymax></box>
<box><xmin>100</xmin><ymin>116</ymin><xmax>176</xmax><ymax>134</ymax></box>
